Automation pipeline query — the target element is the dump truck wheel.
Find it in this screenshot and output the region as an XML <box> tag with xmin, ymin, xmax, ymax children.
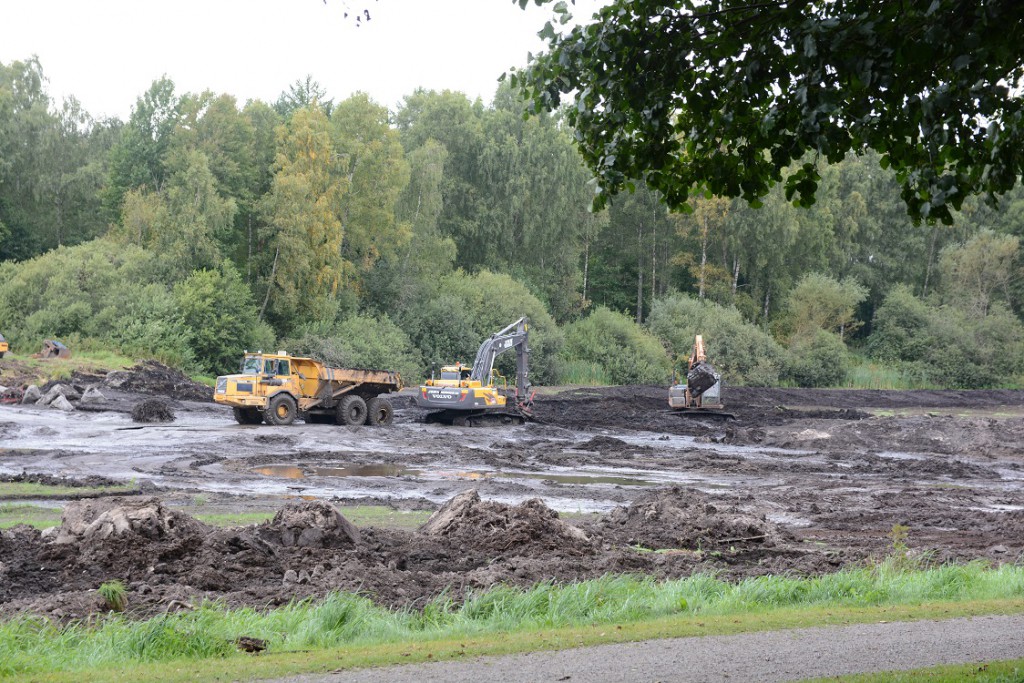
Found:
<box><xmin>365</xmin><ymin>397</ymin><xmax>394</xmax><ymax>427</ymax></box>
<box><xmin>266</xmin><ymin>394</ymin><xmax>297</xmax><ymax>425</ymax></box>
<box><xmin>233</xmin><ymin>407</ymin><xmax>263</xmax><ymax>425</ymax></box>
<box><xmin>337</xmin><ymin>395</ymin><xmax>367</xmax><ymax>426</ymax></box>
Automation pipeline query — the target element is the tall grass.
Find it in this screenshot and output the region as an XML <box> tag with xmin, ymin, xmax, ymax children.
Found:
<box><xmin>2</xmin><ymin>563</ymin><xmax>1023</xmax><ymax>677</ymax></box>
<box><xmin>842</xmin><ymin>356</ymin><xmax>937</xmax><ymax>390</ymax></box>
<box><xmin>558</xmin><ymin>359</ymin><xmax>613</xmax><ymax>386</ymax></box>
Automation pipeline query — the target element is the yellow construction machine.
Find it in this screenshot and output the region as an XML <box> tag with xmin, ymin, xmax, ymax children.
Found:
<box><xmin>416</xmin><ymin>317</ymin><xmax>534</xmax><ymax>426</ymax></box>
<box><xmin>215</xmin><ymin>351</ymin><xmax>402</xmax><ymax>426</ymax></box>
<box><xmin>0</xmin><ymin>333</ymin><xmax>8</xmax><ymax>358</ymax></box>
<box><xmin>668</xmin><ymin>335</ymin><xmax>732</xmax><ymax>417</ymax></box>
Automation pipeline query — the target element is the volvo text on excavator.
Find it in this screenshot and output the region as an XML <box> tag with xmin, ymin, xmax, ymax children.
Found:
<box><xmin>416</xmin><ymin>317</ymin><xmax>534</xmax><ymax>426</ymax></box>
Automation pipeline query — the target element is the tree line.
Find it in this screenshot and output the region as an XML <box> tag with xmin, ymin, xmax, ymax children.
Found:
<box><xmin>0</xmin><ymin>57</ymin><xmax>1021</xmax><ymax>388</ymax></box>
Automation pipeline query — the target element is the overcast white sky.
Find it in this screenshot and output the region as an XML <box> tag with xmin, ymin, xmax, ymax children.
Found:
<box><xmin>0</xmin><ymin>0</ymin><xmax>605</xmax><ymax>120</ymax></box>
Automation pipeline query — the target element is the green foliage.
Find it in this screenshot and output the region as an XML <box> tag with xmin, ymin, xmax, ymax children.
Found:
<box><xmin>98</xmin><ymin>580</ymin><xmax>127</xmax><ymax>612</ymax></box>
<box><xmin>558</xmin><ymin>359</ymin><xmax>613</xmax><ymax>386</ymax></box>
<box><xmin>562</xmin><ymin>307</ymin><xmax>670</xmax><ymax>385</ymax></box>
<box><xmin>938</xmin><ymin>229</ymin><xmax>1021</xmax><ymax>317</ymax></box>
<box><xmin>647</xmin><ymin>293</ymin><xmax>784</xmax><ymax>386</ymax></box>
<box><xmin>400</xmin><ymin>270</ymin><xmax>564</xmax><ymax>384</ymax></box>
<box><xmin>284</xmin><ymin>313</ymin><xmax>424</xmax><ymax>383</ymax></box>
<box><xmin>516</xmin><ymin>1</ymin><xmax>1024</xmax><ymax>224</ymax></box>
<box><xmin>783</xmin><ymin>330</ymin><xmax>850</xmax><ymax>388</ymax></box>
<box><xmin>869</xmin><ymin>286</ymin><xmax>1024</xmax><ymax>389</ymax></box>
<box><xmin>3</xmin><ymin>565</ymin><xmax>1024</xmax><ymax>677</ymax></box>
<box><xmin>924</xmin><ymin>304</ymin><xmax>1024</xmax><ymax>389</ymax></box>
<box><xmin>785</xmin><ymin>273</ymin><xmax>867</xmax><ymax>342</ymax></box>
<box><xmin>172</xmin><ymin>264</ymin><xmax>275</xmax><ymax>375</ymax></box>
<box><xmin>866</xmin><ymin>285</ymin><xmax>933</xmax><ymax>364</ymax></box>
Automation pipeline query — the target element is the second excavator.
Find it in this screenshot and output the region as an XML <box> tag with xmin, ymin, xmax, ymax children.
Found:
<box><xmin>416</xmin><ymin>317</ymin><xmax>534</xmax><ymax>426</ymax></box>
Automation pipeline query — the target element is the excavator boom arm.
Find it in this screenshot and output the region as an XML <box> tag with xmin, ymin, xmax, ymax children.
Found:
<box><xmin>469</xmin><ymin>317</ymin><xmax>530</xmax><ymax>397</ymax></box>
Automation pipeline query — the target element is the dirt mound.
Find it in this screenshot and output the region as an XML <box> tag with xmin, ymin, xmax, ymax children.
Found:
<box><xmin>420</xmin><ymin>489</ymin><xmax>591</xmax><ymax>554</ymax></box>
<box><xmin>131</xmin><ymin>399</ymin><xmax>176</xmax><ymax>423</ymax></box>
<box><xmin>104</xmin><ymin>360</ymin><xmax>213</xmax><ymax>402</ymax></box>
<box><xmin>52</xmin><ymin>496</ymin><xmax>208</xmax><ymax>544</ymax></box>
<box><xmin>257</xmin><ymin>501</ymin><xmax>361</xmax><ymax>548</ymax></box>
<box><xmin>596</xmin><ymin>487</ymin><xmax>791</xmax><ymax>551</ymax></box>
<box><xmin>1</xmin><ymin>472</ymin><xmax>122</xmax><ymax>489</ymax></box>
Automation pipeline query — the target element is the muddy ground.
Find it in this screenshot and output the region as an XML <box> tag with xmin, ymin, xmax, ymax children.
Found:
<box><xmin>0</xmin><ymin>363</ymin><xmax>1022</xmax><ymax>621</ymax></box>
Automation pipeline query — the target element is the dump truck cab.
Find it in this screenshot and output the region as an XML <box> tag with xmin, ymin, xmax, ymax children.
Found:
<box><xmin>216</xmin><ymin>351</ymin><xmax>401</xmax><ymax>427</ymax></box>
<box><xmin>0</xmin><ymin>333</ymin><xmax>8</xmax><ymax>358</ymax></box>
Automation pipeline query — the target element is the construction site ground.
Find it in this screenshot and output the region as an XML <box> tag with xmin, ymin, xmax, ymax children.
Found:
<box><xmin>1</xmin><ymin>361</ymin><xmax>1023</xmax><ymax>623</ymax></box>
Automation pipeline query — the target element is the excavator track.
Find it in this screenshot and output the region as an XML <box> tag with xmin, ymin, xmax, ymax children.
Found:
<box><xmin>425</xmin><ymin>409</ymin><xmax>527</xmax><ymax>427</ymax></box>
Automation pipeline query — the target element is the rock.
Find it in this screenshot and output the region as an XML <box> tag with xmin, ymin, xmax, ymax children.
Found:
<box><xmin>79</xmin><ymin>387</ymin><xmax>106</xmax><ymax>404</ymax></box>
<box><xmin>21</xmin><ymin>385</ymin><xmax>41</xmax><ymax>403</ymax></box>
<box><xmin>283</xmin><ymin>569</ymin><xmax>299</xmax><ymax>584</ymax></box>
<box><xmin>794</xmin><ymin>429</ymin><xmax>831</xmax><ymax>441</ymax></box>
<box><xmin>50</xmin><ymin>395</ymin><xmax>75</xmax><ymax>412</ymax></box>
<box><xmin>38</xmin><ymin>384</ymin><xmax>80</xmax><ymax>406</ymax></box>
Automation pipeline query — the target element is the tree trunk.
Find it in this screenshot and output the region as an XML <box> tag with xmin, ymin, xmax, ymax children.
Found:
<box><xmin>698</xmin><ymin>214</ymin><xmax>709</xmax><ymax>300</ymax></box>
<box><xmin>259</xmin><ymin>246</ymin><xmax>280</xmax><ymax>322</ymax></box>
<box><xmin>762</xmin><ymin>284</ymin><xmax>771</xmax><ymax>321</ymax></box>
<box><xmin>582</xmin><ymin>236</ymin><xmax>590</xmax><ymax>303</ymax></box>
<box><xmin>732</xmin><ymin>255</ymin><xmax>740</xmax><ymax>297</ymax></box>
<box><xmin>636</xmin><ymin>220</ymin><xmax>644</xmax><ymax>324</ymax></box>
<box><xmin>922</xmin><ymin>225</ymin><xmax>939</xmax><ymax>297</ymax></box>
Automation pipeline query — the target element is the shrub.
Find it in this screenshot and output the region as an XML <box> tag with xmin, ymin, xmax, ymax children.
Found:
<box><xmin>173</xmin><ymin>264</ymin><xmax>275</xmax><ymax>375</ymax></box>
<box><xmin>647</xmin><ymin>293</ymin><xmax>784</xmax><ymax>386</ymax></box>
<box><xmin>562</xmin><ymin>307</ymin><xmax>671</xmax><ymax>385</ymax></box>
<box><xmin>399</xmin><ymin>270</ymin><xmax>564</xmax><ymax>385</ymax></box>
<box><xmin>783</xmin><ymin>330</ymin><xmax>850</xmax><ymax>387</ymax></box>
<box><xmin>285</xmin><ymin>314</ymin><xmax>424</xmax><ymax>383</ymax></box>
<box><xmin>866</xmin><ymin>285</ymin><xmax>933</xmax><ymax>363</ymax></box>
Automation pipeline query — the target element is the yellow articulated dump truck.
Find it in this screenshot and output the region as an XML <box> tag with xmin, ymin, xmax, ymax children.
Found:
<box><xmin>215</xmin><ymin>351</ymin><xmax>402</xmax><ymax>427</ymax></box>
<box><xmin>0</xmin><ymin>333</ymin><xmax>8</xmax><ymax>358</ymax></box>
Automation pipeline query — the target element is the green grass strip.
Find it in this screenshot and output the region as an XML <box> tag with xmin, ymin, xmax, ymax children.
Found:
<box><xmin>804</xmin><ymin>658</ymin><xmax>1024</xmax><ymax>682</ymax></box>
<box><xmin>2</xmin><ymin>561</ymin><xmax>1024</xmax><ymax>681</ymax></box>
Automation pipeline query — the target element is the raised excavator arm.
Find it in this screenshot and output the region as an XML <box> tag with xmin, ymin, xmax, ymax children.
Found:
<box><xmin>469</xmin><ymin>316</ymin><xmax>530</xmax><ymax>400</ymax></box>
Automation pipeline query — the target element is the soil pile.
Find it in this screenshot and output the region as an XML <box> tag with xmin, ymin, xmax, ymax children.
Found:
<box><xmin>51</xmin><ymin>496</ymin><xmax>208</xmax><ymax>544</ymax></box>
<box><xmin>596</xmin><ymin>487</ymin><xmax>791</xmax><ymax>551</ymax></box>
<box><xmin>1</xmin><ymin>472</ymin><xmax>122</xmax><ymax>489</ymax></box>
<box><xmin>131</xmin><ymin>399</ymin><xmax>176</xmax><ymax>423</ymax></box>
<box><xmin>420</xmin><ymin>489</ymin><xmax>591</xmax><ymax>554</ymax></box>
<box><xmin>257</xmin><ymin>501</ymin><xmax>361</xmax><ymax>547</ymax></box>
<box><xmin>104</xmin><ymin>360</ymin><xmax>213</xmax><ymax>402</ymax></box>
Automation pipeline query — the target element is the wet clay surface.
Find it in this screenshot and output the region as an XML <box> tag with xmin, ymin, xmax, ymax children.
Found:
<box><xmin>0</xmin><ymin>367</ymin><xmax>1022</xmax><ymax>620</ymax></box>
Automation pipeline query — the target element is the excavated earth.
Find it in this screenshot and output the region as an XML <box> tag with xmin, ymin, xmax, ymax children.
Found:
<box><xmin>0</xmin><ymin>364</ymin><xmax>1022</xmax><ymax>621</ymax></box>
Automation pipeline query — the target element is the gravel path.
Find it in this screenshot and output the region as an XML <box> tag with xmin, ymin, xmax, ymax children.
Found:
<box><xmin>278</xmin><ymin>614</ymin><xmax>1024</xmax><ymax>683</ymax></box>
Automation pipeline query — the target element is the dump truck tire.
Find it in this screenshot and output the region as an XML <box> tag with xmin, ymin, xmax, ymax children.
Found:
<box><xmin>337</xmin><ymin>395</ymin><xmax>367</xmax><ymax>426</ymax></box>
<box><xmin>233</xmin><ymin>407</ymin><xmax>263</xmax><ymax>425</ymax></box>
<box><xmin>365</xmin><ymin>397</ymin><xmax>394</xmax><ymax>427</ymax></box>
<box><xmin>266</xmin><ymin>394</ymin><xmax>297</xmax><ymax>425</ymax></box>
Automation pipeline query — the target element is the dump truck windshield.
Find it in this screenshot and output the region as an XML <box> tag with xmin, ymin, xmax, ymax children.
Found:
<box><xmin>242</xmin><ymin>357</ymin><xmax>261</xmax><ymax>374</ymax></box>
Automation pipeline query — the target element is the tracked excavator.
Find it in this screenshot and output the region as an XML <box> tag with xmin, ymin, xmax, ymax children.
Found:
<box><xmin>668</xmin><ymin>334</ymin><xmax>733</xmax><ymax>418</ymax></box>
<box><xmin>416</xmin><ymin>317</ymin><xmax>534</xmax><ymax>426</ymax></box>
